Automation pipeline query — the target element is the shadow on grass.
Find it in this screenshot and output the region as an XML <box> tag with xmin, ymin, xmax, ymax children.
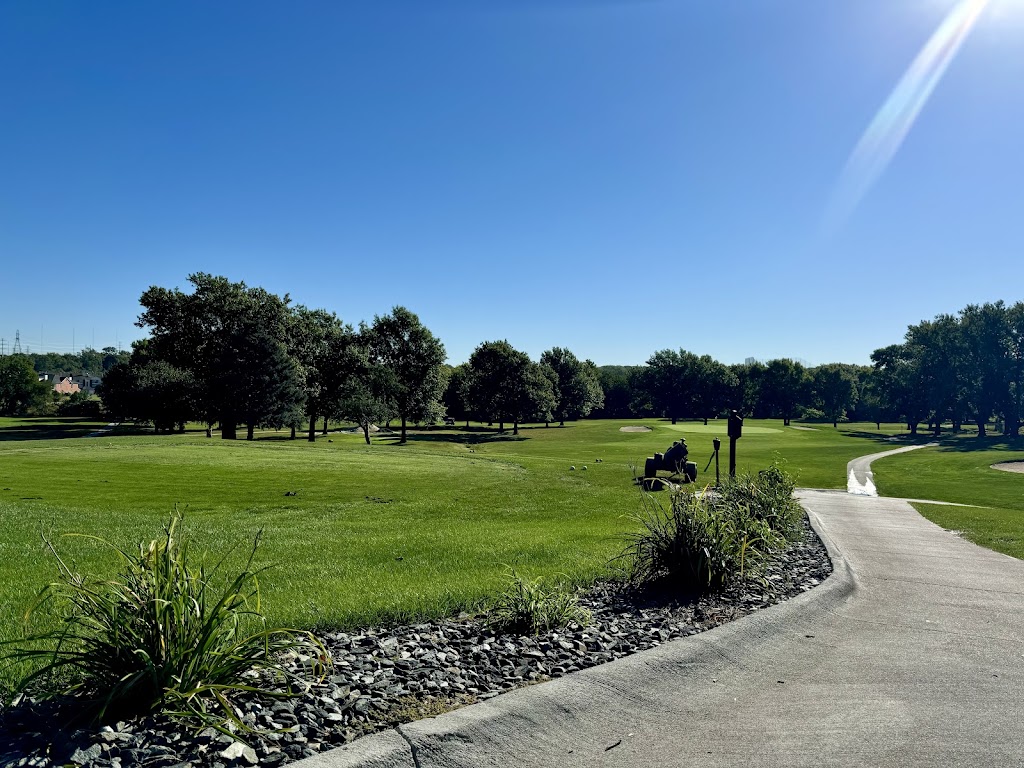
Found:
<box><xmin>379</xmin><ymin>429</ymin><xmax>529</xmax><ymax>447</ymax></box>
<box><xmin>931</xmin><ymin>434</ymin><xmax>1024</xmax><ymax>453</ymax></box>
<box><xmin>0</xmin><ymin>418</ymin><xmax>127</xmax><ymax>442</ymax></box>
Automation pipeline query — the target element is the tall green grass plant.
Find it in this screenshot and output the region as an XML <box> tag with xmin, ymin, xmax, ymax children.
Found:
<box><xmin>0</xmin><ymin>512</ymin><xmax>328</xmax><ymax>729</ymax></box>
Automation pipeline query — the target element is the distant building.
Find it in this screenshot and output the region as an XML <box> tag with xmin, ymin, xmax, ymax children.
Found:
<box><xmin>38</xmin><ymin>372</ymin><xmax>84</xmax><ymax>395</ymax></box>
<box><xmin>71</xmin><ymin>374</ymin><xmax>103</xmax><ymax>395</ymax></box>
<box><xmin>744</xmin><ymin>357</ymin><xmax>760</xmax><ymax>366</ymax></box>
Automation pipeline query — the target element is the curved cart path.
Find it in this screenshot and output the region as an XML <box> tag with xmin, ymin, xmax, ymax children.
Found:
<box><xmin>846</xmin><ymin>441</ymin><xmax>937</xmax><ymax>495</ymax></box>
<box><xmin>297</xmin><ymin>490</ymin><xmax>1024</xmax><ymax>768</ymax></box>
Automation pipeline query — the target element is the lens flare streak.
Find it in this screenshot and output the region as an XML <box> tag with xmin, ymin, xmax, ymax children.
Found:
<box><xmin>825</xmin><ymin>0</ymin><xmax>989</xmax><ymax>231</ymax></box>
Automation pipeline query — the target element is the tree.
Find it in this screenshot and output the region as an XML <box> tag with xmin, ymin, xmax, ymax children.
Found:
<box><xmin>636</xmin><ymin>349</ymin><xmax>734</xmax><ymax>424</ymax></box>
<box><xmin>96</xmin><ymin>359</ymin><xmax>197</xmax><ymax>431</ymax></box>
<box><xmin>592</xmin><ymin>366</ymin><xmax>640</xmax><ymax>419</ymax></box>
<box><xmin>690</xmin><ymin>355</ymin><xmax>737</xmax><ymax>425</ymax></box>
<box><xmin>811</xmin><ymin>364</ymin><xmax>859</xmax><ymax>428</ymax></box>
<box><xmin>1005</xmin><ymin>302</ymin><xmax>1024</xmax><ymax>437</ymax></box>
<box><xmin>466</xmin><ymin>340</ymin><xmax>556</xmax><ymax>434</ymax></box>
<box><xmin>905</xmin><ymin>315</ymin><xmax>968</xmax><ymax>434</ymax></box>
<box><xmin>959</xmin><ymin>302</ymin><xmax>1011</xmax><ymax>438</ymax></box>
<box><xmin>230</xmin><ymin>329</ymin><xmax>305</xmax><ymax>440</ymax></box>
<box><xmin>442</xmin><ymin>364</ymin><xmax>472</xmax><ymax>427</ymax></box>
<box><xmin>334</xmin><ymin>338</ymin><xmax>395</xmax><ymax>445</ymax></box>
<box><xmin>731</xmin><ymin>361</ymin><xmax>766</xmax><ymax>418</ymax></box>
<box><xmin>539</xmin><ymin>348</ymin><xmax>604</xmax><ymax>426</ymax></box>
<box><xmin>636</xmin><ymin>349</ymin><xmax>691</xmax><ymax>424</ymax></box>
<box><xmin>136</xmin><ymin>273</ymin><xmax>298</xmax><ymax>439</ymax></box>
<box><xmin>871</xmin><ymin>344</ymin><xmax>929</xmax><ymax>435</ymax></box>
<box><xmin>288</xmin><ymin>307</ymin><xmax>357</xmax><ymax>442</ymax></box>
<box><xmin>761</xmin><ymin>359</ymin><xmax>808</xmax><ymax>426</ymax></box>
<box><xmin>0</xmin><ymin>356</ymin><xmax>49</xmax><ymax>416</ymax></box>
<box><xmin>366</xmin><ymin>307</ymin><xmax>447</xmax><ymax>443</ymax></box>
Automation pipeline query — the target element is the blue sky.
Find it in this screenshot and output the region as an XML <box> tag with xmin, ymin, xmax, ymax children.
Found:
<box><xmin>1</xmin><ymin>0</ymin><xmax>1022</xmax><ymax>366</ymax></box>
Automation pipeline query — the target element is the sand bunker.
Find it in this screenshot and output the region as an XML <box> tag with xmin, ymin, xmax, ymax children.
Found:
<box><xmin>991</xmin><ymin>462</ymin><xmax>1024</xmax><ymax>474</ymax></box>
<box><xmin>789</xmin><ymin>425</ymin><xmax>817</xmax><ymax>431</ymax></box>
<box><xmin>619</xmin><ymin>426</ymin><xmax>652</xmax><ymax>433</ymax></box>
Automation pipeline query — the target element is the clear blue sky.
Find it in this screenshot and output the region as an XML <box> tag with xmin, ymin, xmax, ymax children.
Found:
<box><xmin>2</xmin><ymin>0</ymin><xmax>1022</xmax><ymax>366</ymax></box>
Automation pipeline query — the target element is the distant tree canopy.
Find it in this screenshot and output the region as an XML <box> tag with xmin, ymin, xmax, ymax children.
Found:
<box><xmin>0</xmin><ymin>355</ymin><xmax>50</xmax><ymax>416</ymax></box>
<box><xmin>79</xmin><ymin>280</ymin><xmax>1024</xmax><ymax>439</ymax></box>
<box><xmin>869</xmin><ymin>301</ymin><xmax>1024</xmax><ymax>437</ymax></box>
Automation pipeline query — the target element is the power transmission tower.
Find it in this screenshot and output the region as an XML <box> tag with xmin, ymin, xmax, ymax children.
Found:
<box><xmin>12</xmin><ymin>330</ymin><xmax>22</xmax><ymax>355</ymax></box>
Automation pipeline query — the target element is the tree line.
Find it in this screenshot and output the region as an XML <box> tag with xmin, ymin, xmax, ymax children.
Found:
<box><xmin>95</xmin><ymin>274</ymin><xmax>605</xmax><ymax>440</ymax></box>
<box><xmin>591</xmin><ymin>355</ymin><xmax>871</xmax><ymax>428</ymax></box>
<box><xmin>5</xmin><ymin>279</ymin><xmax>1020</xmax><ymax>440</ymax></box>
<box><xmin>592</xmin><ymin>301</ymin><xmax>1024</xmax><ymax>437</ymax></box>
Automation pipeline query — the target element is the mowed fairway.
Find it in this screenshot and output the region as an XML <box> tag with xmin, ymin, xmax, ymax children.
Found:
<box><xmin>0</xmin><ymin>416</ymin><xmax>913</xmax><ymax>691</ymax></box>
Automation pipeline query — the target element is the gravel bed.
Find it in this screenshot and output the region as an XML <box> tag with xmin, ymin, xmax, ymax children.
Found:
<box><xmin>0</xmin><ymin>518</ymin><xmax>831</xmax><ymax>768</ymax></box>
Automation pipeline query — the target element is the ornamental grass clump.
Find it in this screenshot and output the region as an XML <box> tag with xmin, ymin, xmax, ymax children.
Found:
<box><xmin>489</xmin><ymin>570</ymin><xmax>591</xmax><ymax>635</ymax></box>
<box><xmin>619</xmin><ymin>463</ymin><xmax>801</xmax><ymax>593</ymax></box>
<box><xmin>0</xmin><ymin>511</ymin><xmax>328</xmax><ymax>730</ymax></box>
<box><xmin>717</xmin><ymin>460</ymin><xmax>803</xmax><ymax>541</ymax></box>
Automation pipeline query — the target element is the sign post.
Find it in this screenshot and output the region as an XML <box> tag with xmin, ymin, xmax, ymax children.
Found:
<box><xmin>727</xmin><ymin>410</ymin><xmax>743</xmax><ymax>479</ymax></box>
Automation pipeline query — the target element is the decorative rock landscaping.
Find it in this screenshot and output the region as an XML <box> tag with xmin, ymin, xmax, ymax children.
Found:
<box><xmin>0</xmin><ymin>518</ymin><xmax>831</xmax><ymax>768</ymax></box>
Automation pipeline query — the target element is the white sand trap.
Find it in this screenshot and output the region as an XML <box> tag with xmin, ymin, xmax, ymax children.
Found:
<box><xmin>991</xmin><ymin>461</ymin><xmax>1024</xmax><ymax>474</ymax></box>
<box><xmin>619</xmin><ymin>426</ymin><xmax>652</xmax><ymax>433</ymax></box>
<box><xmin>789</xmin><ymin>425</ymin><xmax>817</xmax><ymax>431</ymax></box>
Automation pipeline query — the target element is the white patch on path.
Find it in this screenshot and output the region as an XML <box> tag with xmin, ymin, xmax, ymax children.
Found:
<box><xmin>846</xmin><ymin>442</ymin><xmax>938</xmax><ymax>496</ymax></box>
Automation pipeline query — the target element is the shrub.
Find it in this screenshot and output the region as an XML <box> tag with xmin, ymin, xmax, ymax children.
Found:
<box><xmin>489</xmin><ymin>570</ymin><xmax>591</xmax><ymax>635</ymax></box>
<box><xmin>57</xmin><ymin>392</ymin><xmax>102</xmax><ymax>418</ymax></box>
<box><xmin>0</xmin><ymin>512</ymin><xmax>329</xmax><ymax>730</ymax></box>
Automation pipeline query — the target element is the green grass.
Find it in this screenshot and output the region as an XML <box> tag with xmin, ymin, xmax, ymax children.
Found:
<box><xmin>0</xmin><ymin>415</ymin><xmax>920</xmax><ymax>693</ymax></box>
<box><xmin>872</xmin><ymin>434</ymin><xmax>1024</xmax><ymax>559</ymax></box>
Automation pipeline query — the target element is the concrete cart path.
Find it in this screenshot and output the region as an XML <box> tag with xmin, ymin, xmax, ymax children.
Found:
<box><xmin>297</xmin><ymin>491</ymin><xmax>1024</xmax><ymax>767</ymax></box>
<box><xmin>846</xmin><ymin>442</ymin><xmax>937</xmax><ymax>496</ymax></box>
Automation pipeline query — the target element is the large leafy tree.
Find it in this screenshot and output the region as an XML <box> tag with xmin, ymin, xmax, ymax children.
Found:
<box><xmin>334</xmin><ymin>337</ymin><xmax>395</xmax><ymax>445</ymax></box>
<box><xmin>288</xmin><ymin>307</ymin><xmax>357</xmax><ymax>442</ymax></box>
<box><xmin>636</xmin><ymin>349</ymin><xmax>691</xmax><ymax>424</ymax></box>
<box><xmin>810</xmin><ymin>364</ymin><xmax>859</xmax><ymax>428</ymax></box>
<box><xmin>905</xmin><ymin>315</ymin><xmax>969</xmax><ymax>433</ymax></box>
<box><xmin>636</xmin><ymin>349</ymin><xmax>735</xmax><ymax>424</ymax></box>
<box><xmin>731</xmin><ymin>361</ymin><xmax>766</xmax><ymax>418</ymax></box>
<box><xmin>466</xmin><ymin>340</ymin><xmax>556</xmax><ymax>434</ymax></box>
<box><xmin>1005</xmin><ymin>302</ymin><xmax>1024</xmax><ymax>437</ymax></box>
<box><xmin>96</xmin><ymin>358</ymin><xmax>197</xmax><ymax>432</ymax></box>
<box><xmin>539</xmin><ymin>348</ymin><xmax>604</xmax><ymax>426</ymax></box>
<box><xmin>136</xmin><ymin>273</ymin><xmax>300</xmax><ymax>439</ymax></box>
<box><xmin>366</xmin><ymin>307</ymin><xmax>447</xmax><ymax>443</ymax></box>
<box><xmin>761</xmin><ymin>359</ymin><xmax>809</xmax><ymax>426</ymax></box>
<box><xmin>959</xmin><ymin>302</ymin><xmax>1012</xmax><ymax>437</ymax></box>
<box><xmin>871</xmin><ymin>344</ymin><xmax>929</xmax><ymax>435</ymax></box>
<box><xmin>0</xmin><ymin>356</ymin><xmax>49</xmax><ymax>416</ymax></box>
<box><xmin>690</xmin><ymin>355</ymin><xmax>737</xmax><ymax>425</ymax></box>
